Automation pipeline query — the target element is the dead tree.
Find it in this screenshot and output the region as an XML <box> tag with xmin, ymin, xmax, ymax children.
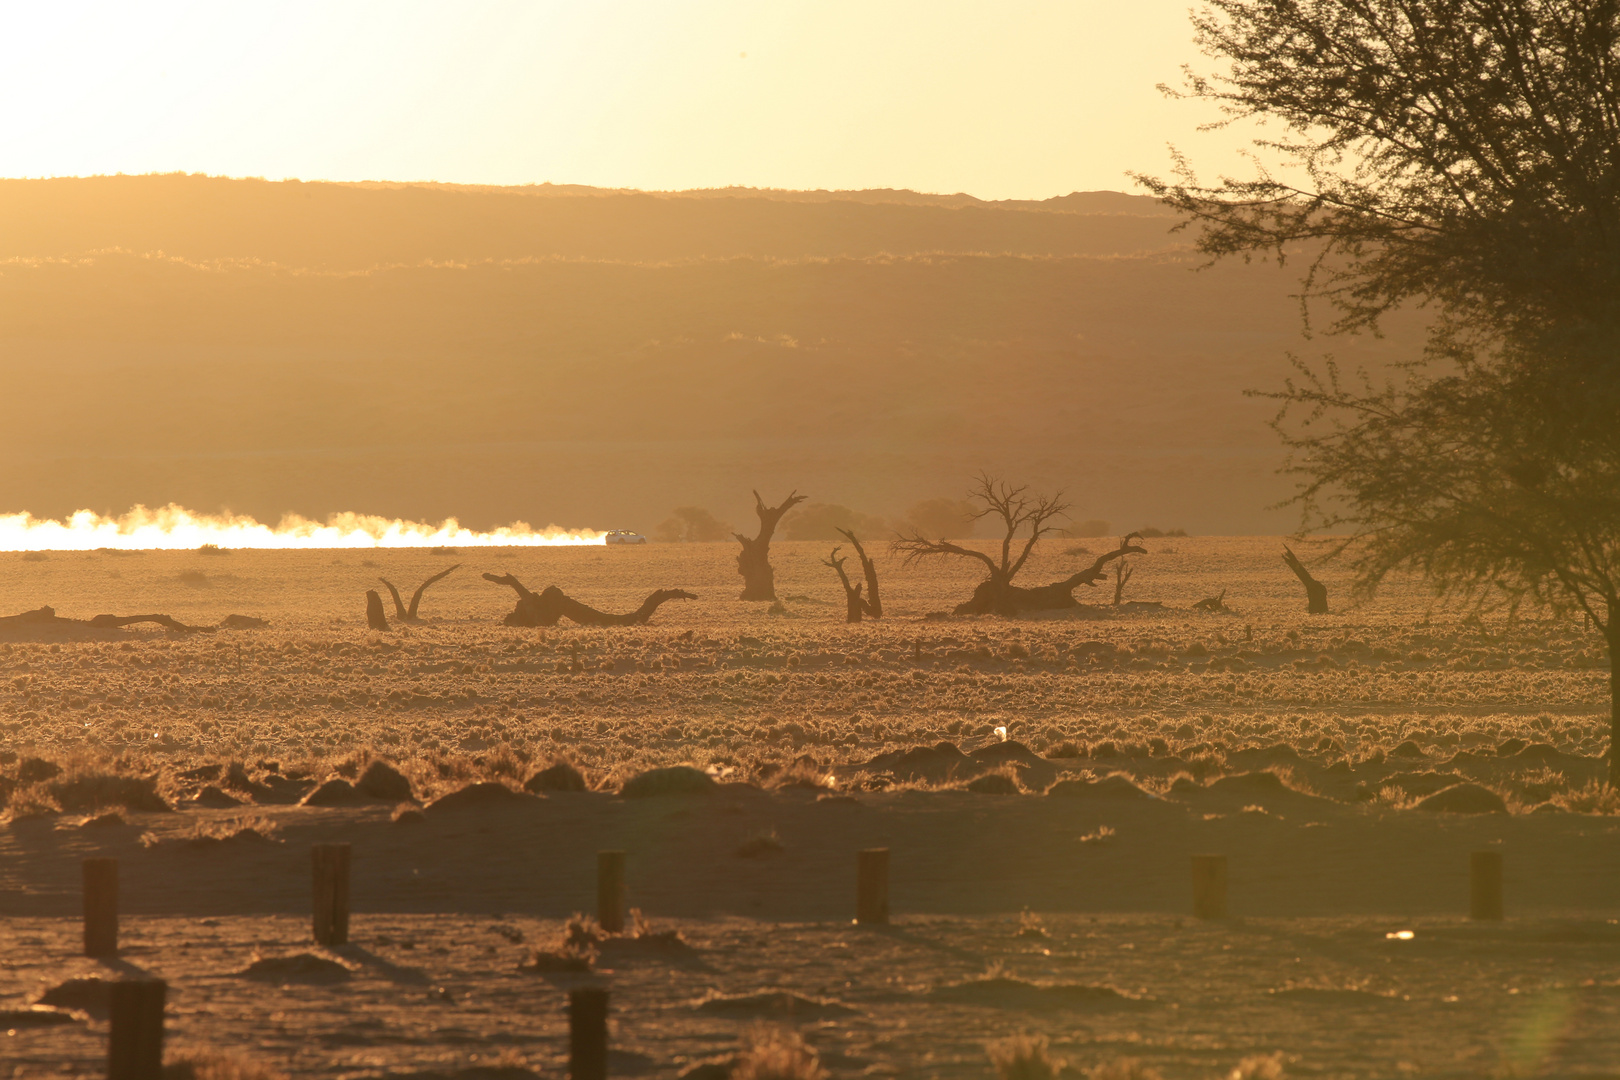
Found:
<box><xmin>835</xmin><ymin>527</ymin><xmax>882</xmax><ymax>618</ymax></box>
<box><xmin>735</xmin><ymin>490</ymin><xmax>807</xmax><ymax>601</ymax></box>
<box><xmin>894</xmin><ymin>474</ymin><xmax>1146</xmax><ymax>615</ymax></box>
<box><xmin>1282</xmin><ymin>545</ymin><xmax>1329</xmax><ymax>614</ymax></box>
<box><xmin>379</xmin><ymin>564</ymin><xmax>460</xmax><ymax>624</ymax></box>
<box><xmin>822</xmin><ymin>548</ymin><xmax>866</xmax><ymax>622</ymax></box>
<box><xmin>1193</xmin><ymin>588</ymin><xmax>1229</xmax><ymax>613</ymax></box>
<box><xmin>1111</xmin><ymin>557</ymin><xmax>1134</xmax><ymax>606</ymax></box>
<box><xmin>365</xmin><ymin>590</ymin><xmax>390</xmax><ymax>631</ymax></box>
<box><xmin>483</xmin><ymin>573</ymin><xmax>696</xmax><ymax>627</ymax></box>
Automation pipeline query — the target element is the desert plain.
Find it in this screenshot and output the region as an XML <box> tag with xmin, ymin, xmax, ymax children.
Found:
<box><xmin>2</xmin><ymin>537</ymin><xmax>1618</xmax><ymax>1079</ymax></box>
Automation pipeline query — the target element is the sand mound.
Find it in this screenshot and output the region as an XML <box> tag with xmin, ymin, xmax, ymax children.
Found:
<box><xmin>1381</xmin><ymin>771</ymin><xmax>1466</xmax><ymax>797</ymax></box>
<box><xmin>0</xmin><ymin>1006</ymin><xmax>82</xmax><ymax>1027</ymax></box>
<box><xmin>190</xmin><ymin>785</ymin><xmax>243</xmax><ymax>808</ymax></box>
<box><xmin>301</xmin><ymin>779</ymin><xmax>363</xmax><ymax>807</ymax></box>
<box><xmin>51</xmin><ymin>772</ymin><xmax>169</xmax><ymax>813</ymax></box>
<box><xmin>427</xmin><ymin>782</ymin><xmax>535</xmax><ymax>812</ymax></box>
<box><xmin>620</xmin><ymin>766</ymin><xmax>716</xmax><ymax>798</ymax></box>
<box><xmin>1268</xmin><ymin>987</ymin><xmax>1396</xmax><ymax>1005</ymax></box>
<box><xmin>928</xmin><ymin>976</ymin><xmax>1149</xmax><ymax>1011</ymax></box>
<box><xmin>965</xmin><ymin>772</ymin><xmax>1021</xmax><ymax>795</ymax></box>
<box><xmin>525</xmin><ymin>761</ymin><xmax>588</xmax><ymax>793</ymax></box>
<box><xmin>1416</xmin><ymin>783</ymin><xmax>1507</xmax><ymax>814</ymax></box>
<box><xmin>33</xmin><ymin>978</ymin><xmax>111</xmax><ymax>1019</ymax></box>
<box><xmin>357</xmin><ymin>761</ymin><xmax>413</xmax><ymax>801</ymax></box>
<box><xmin>237</xmin><ymin>952</ymin><xmax>353</xmax><ymax>983</ymax></box>
<box><xmin>865</xmin><ymin>742</ymin><xmax>973</xmax><ymax>783</ymax></box>
<box><xmin>1047</xmin><ymin>774</ymin><xmax>1154</xmax><ymax>800</ymax></box>
<box><xmin>695</xmin><ymin>990</ymin><xmax>856</xmax><ymax>1020</ymax></box>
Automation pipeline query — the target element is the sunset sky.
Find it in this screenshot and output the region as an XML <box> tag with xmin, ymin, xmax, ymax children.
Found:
<box><xmin>4</xmin><ymin>1</ymin><xmax>1245</xmax><ymax>200</ymax></box>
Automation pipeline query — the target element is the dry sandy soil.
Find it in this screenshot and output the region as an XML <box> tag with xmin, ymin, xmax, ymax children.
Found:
<box><xmin>2</xmin><ymin>538</ymin><xmax>1618</xmax><ymax>1078</ymax></box>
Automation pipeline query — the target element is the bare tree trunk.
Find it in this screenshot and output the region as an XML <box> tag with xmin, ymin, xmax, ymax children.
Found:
<box><xmin>735</xmin><ymin>490</ymin><xmax>807</xmax><ymax>601</ymax></box>
<box><xmin>379</xmin><ymin>565</ymin><xmax>460</xmax><ymax>623</ymax></box>
<box><xmin>483</xmin><ymin>574</ymin><xmax>696</xmax><ymax>626</ymax></box>
<box><xmin>836</xmin><ymin>528</ymin><xmax>882</xmax><ymax>618</ymax></box>
<box><xmin>1605</xmin><ymin>618</ymin><xmax>1620</xmax><ymax>786</ymax></box>
<box><xmin>365</xmin><ymin>590</ymin><xmax>390</xmax><ymax>631</ymax></box>
<box><xmin>1283</xmin><ymin>545</ymin><xmax>1329</xmax><ymax>614</ymax></box>
<box><xmin>822</xmin><ymin>549</ymin><xmax>864</xmax><ymax>623</ymax></box>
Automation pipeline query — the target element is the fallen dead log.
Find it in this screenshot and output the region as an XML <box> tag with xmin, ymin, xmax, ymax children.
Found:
<box><xmin>952</xmin><ymin>536</ymin><xmax>1147</xmax><ymax>616</ymax></box>
<box><xmin>0</xmin><ymin>606</ymin><xmax>241</xmax><ymax>642</ymax></box>
<box><xmin>483</xmin><ymin>573</ymin><xmax>697</xmax><ymax>627</ymax></box>
<box><xmin>1193</xmin><ymin>589</ymin><xmax>1229</xmax><ymax>613</ymax></box>
<box><xmin>379</xmin><ymin>564</ymin><xmax>459</xmax><ymax>624</ymax></box>
<box><xmin>88</xmin><ymin>614</ymin><xmax>214</xmax><ymax>634</ymax></box>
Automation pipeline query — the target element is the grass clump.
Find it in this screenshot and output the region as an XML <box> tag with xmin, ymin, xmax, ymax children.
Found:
<box><xmin>736</xmin><ymin>829</ymin><xmax>785</xmax><ymax>858</ymax></box>
<box><xmin>732</xmin><ymin>1025</ymin><xmax>826</xmax><ymax>1080</ymax></box>
<box><xmin>520</xmin><ymin>914</ymin><xmax>599</xmax><ymax>973</ymax></box>
<box><xmin>987</xmin><ymin>1034</ymin><xmax>1064</xmax><ymax>1080</ymax></box>
<box><xmin>1553</xmin><ymin>779</ymin><xmax>1620</xmax><ymax>814</ymax></box>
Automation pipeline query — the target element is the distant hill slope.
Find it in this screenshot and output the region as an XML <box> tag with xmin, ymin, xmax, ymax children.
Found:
<box><xmin>0</xmin><ymin>174</ymin><xmax>1421</xmax><ymax>535</ymax></box>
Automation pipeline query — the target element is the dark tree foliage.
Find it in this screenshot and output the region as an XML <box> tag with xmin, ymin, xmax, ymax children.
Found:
<box><xmin>1140</xmin><ymin>0</ymin><xmax>1620</xmax><ymax>360</ymax></box>
<box><xmin>1142</xmin><ymin>1</ymin><xmax>1620</xmax><ymax>778</ymax></box>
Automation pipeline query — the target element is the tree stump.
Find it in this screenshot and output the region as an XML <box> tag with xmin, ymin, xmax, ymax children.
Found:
<box><xmin>365</xmin><ymin>590</ymin><xmax>389</xmax><ymax>631</ymax></box>
<box><xmin>735</xmin><ymin>489</ymin><xmax>807</xmax><ymax>601</ymax></box>
<box><xmin>1283</xmin><ymin>545</ymin><xmax>1329</xmax><ymax>614</ymax></box>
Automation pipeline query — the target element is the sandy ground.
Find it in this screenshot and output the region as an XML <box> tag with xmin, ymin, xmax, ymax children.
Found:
<box><xmin>3</xmin><ymin>538</ymin><xmax>1618</xmax><ymax>1077</ymax></box>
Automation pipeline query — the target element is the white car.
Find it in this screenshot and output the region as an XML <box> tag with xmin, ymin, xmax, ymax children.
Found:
<box><xmin>604</xmin><ymin>529</ymin><xmax>647</xmax><ymax>545</ymax></box>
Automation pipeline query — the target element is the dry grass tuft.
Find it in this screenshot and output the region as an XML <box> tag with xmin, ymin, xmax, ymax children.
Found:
<box><xmin>520</xmin><ymin>914</ymin><xmax>600</xmax><ymax>973</ymax></box>
<box><xmin>162</xmin><ymin>1051</ymin><xmax>289</xmax><ymax>1080</ymax></box>
<box><xmin>1086</xmin><ymin>1059</ymin><xmax>1163</xmax><ymax>1080</ymax></box>
<box><xmin>987</xmin><ymin>1034</ymin><xmax>1064</xmax><ymax>1080</ymax></box>
<box><xmin>1553</xmin><ymin>779</ymin><xmax>1620</xmax><ymax>814</ymax></box>
<box><xmin>4</xmin><ymin>782</ymin><xmax>61</xmax><ymax>821</ymax></box>
<box><xmin>732</xmin><ymin>1025</ymin><xmax>826</xmax><ymax>1080</ymax></box>
<box><xmin>1228</xmin><ymin>1052</ymin><xmax>1286</xmax><ymax>1080</ymax></box>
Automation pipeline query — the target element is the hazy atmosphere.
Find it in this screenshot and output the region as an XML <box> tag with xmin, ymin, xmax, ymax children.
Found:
<box><xmin>5</xmin><ymin>4</ymin><xmax>1618</xmax><ymax>1080</ymax></box>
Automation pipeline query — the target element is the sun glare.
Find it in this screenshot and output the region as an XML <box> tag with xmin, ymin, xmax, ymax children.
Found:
<box><xmin>0</xmin><ymin>505</ymin><xmax>604</xmax><ymax>551</ymax></box>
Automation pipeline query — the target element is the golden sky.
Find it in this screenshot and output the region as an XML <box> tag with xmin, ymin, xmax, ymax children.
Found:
<box><xmin>4</xmin><ymin>1</ymin><xmax>1244</xmax><ymax>200</ymax></box>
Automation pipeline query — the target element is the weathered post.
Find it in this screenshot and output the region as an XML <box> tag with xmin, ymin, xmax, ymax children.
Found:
<box><xmin>569</xmin><ymin>987</ymin><xmax>609</xmax><ymax>1080</ymax></box>
<box><xmin>1192</xmin><ymin>854</ymin><xmax>1228</xmax><ymax>920</ymax></box>
<box><xmin>83</xmin><ymin>858</ymin><xmax>119</xmax><ymax>957</ymax></box>
<box><xmin>312</xmin><ymin>843</ymin><xmax>351</xmax><ymax>946</ymax></box>
<box><xmin>1470</xmin><ymin>851</ymin><xmax>1503</xmax><ymax>921</ymax></box>
<box><xmin>107</xmin><ymin>978</ymin><xmax>165</xmax><ymax>1080</ymax></box>
<box><xmin>857</xmin><ymin>848</ymin><xmax>890</xmax><ymax>925</ymax></box>
<box><xmin>597</xmin><ymin>850</ymin><xmax>625</xmax><ymax>934</ymax></box>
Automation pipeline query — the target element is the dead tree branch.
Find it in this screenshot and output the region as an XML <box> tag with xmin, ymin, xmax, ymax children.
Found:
<box><xmin>379</xmin><ymin>564</ymin><xmax>460</xmax><ymax>623</ymax></box>
<box><xmin>822</xmin><ymin>547</ymin><xmax>865</xmax><ymax>623</ymax></box>
<box><xmin>835</xmin><ymin>527</ymin><xmax>882</xmax><ymax>618</ymax></box>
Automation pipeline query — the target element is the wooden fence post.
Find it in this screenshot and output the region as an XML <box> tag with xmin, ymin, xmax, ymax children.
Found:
<box><xmin>569</xmin><ymin>987</ymin><xmax>609</xmax><ymax>1080</ymax></box>
<box><xmin>1192</xmin><ymin>854</ymin><xmax>1228</xmax><ymax>920</ymax></box>
<box><xmin>312</xmin><ymin>843</ymin><xmax>351</xmax><ymax>946</ymax></box>
<box><xmin>597</xmin><ymin>851</ymin><xmax>625</xmax><ymax>933</ymax></box>
<box><xmin>1470</xmin><ymin>851</ymin><xmax>1503</xmax><ymax>921</ymax></box>
<box><xmin>857</xmin><ymin>848</ymin><xmax>889</xmax><ymax>925</ymax></box>
<box><xmin>83</xmin><ymin>858</ymin><xmax>118</xmax><ymax>957</ymax></box>
<box><xmin>107</xmin><ymin>978</ymin><xmax>165</xmax><ymax>1080</ymax></box>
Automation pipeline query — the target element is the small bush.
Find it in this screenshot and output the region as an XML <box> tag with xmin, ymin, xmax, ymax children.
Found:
<box><xmin>162</xmin><ymin>1051</ymin><xmax>289</xmax><ymax>1080</ymax></box>
<box><xmin>1553</xmin><ymin>779</ymin><xmax>1620</xmax><ymax>814</ymax></box>
<box><xmin>732</xmin><ymin>1025</ymin><xmax>826</xmax><ymax>1080</ymax></box>
<box><xmin>988</xmin><ymin>1034</ymin><xmax>1064</xmax><ymax>1080</ymax></box>
<box><xmin>1087</xmin><ymin>1059</ymin><xmax>1163</xmax><ymax>1080</ymax></box>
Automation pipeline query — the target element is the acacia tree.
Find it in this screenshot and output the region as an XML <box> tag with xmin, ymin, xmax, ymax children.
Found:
<box><xmin>1140</xmin><ymin>1</ymin><xmax>1620</xmax><ymax>778</ymax></box>
<box><xmin>893</xmin><ymin>474</ymin><xmax>1143</xmax><ymax>615</ymax></box>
